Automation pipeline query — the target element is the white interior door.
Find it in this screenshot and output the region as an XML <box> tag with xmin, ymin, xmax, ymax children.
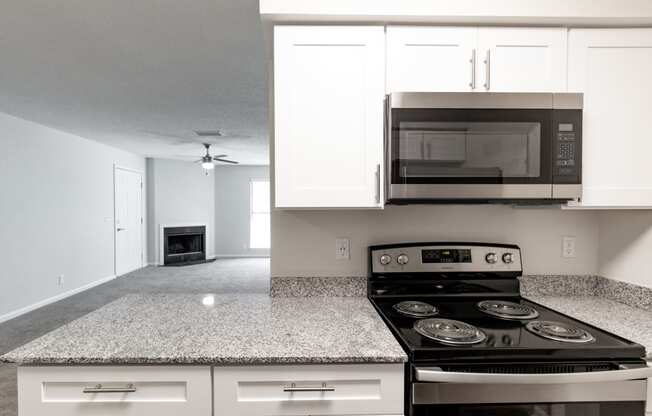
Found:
<box><xmin>115</xmin><ymin>167</ymin><xmax>143</xmax><ymax>276</ymax></box>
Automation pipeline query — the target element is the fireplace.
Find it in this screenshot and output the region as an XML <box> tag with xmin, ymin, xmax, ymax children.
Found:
<box><xmin>163</xmin><ymin>226</ymin><xmax>206</xmax><ymax>265</ymax></box>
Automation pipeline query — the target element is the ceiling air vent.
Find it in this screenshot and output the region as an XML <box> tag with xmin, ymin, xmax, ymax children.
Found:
<box><xmin>194</xmin><ymin>130</ymin><xmax>223</xmax><ymax>137</ymax></box>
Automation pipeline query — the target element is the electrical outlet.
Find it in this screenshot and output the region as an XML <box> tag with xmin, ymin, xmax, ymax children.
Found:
<box><xmin>562</xmin><ymin>236</ymin><xmax>576</xmax><ymax>258</ymax></box>
<box><xmin>335</xmin><ymin>238</ymin><xmax>350</xmax><ymax>260</ymax></box>
<box><xmin>57</xmin><ymin>274</ymin><xmax>64</xmax><ymax>286</ymax></box>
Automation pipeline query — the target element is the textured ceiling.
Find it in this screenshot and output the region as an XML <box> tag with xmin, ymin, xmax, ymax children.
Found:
<box><xmin>0</xmin><ymin>0</ymin><xmax>268</xmax><ymax>164</ymax></box>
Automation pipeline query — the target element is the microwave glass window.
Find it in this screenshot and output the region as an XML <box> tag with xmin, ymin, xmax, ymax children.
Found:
<box><xmin>397</xmin><ymin>121</ymin><xmax>541</xmax><ymax>179</ymax></box>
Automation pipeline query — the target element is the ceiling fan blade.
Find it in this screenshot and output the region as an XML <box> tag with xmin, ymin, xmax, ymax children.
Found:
<box><xmin>193</xmin><ymin>159</ymin><xmax>203</xmax><ymax>163</ymax></box>
<box><xmin>213</xmin><ymin>158</ymin><xmax>239</xmax><ymax>164</ymax></box>
<box><xmin>213</xmin><ymin>154</ymin><xmax>227</xmax><ymax>158</ymax></box>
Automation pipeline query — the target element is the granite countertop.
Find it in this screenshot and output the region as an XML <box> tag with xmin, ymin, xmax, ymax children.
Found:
<box><xmin>527</xmin><ymin>295</ymin><xmax>652</xmax><ymax>359</ymax></box>
<box><xmin>0</xmin><ymin>294</ymin><xmax>407</xmax><ymax>365</ymax></box>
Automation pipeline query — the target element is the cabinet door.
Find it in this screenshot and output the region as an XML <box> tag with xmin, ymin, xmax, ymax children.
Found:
<box><xmin>386</xmin><ymin>26</ymin><xmax>478</xmax><ymax>92</ymax></box>
<box><xmin>213</xmin><ymin>363</ymin><xmax>404</xmax><ymax>416</ymax></box>
<box><xmin>569</xmin><ymin>29</ymin><xmax>652</xmax><ymax>207</ymax></box>
<box><xmin>478</xmin><ymin>28</ymin><xmax>567</xmax><ymax>92</ymax></box>
<box><xmin>274</xmin><ymin>26</ymin><xmax>385</xmax><ymax>208</ymax></box>
<box><xmin>18</xmin><ymin>366</ymin><xmax>212</xmax><ymax>416</ymax></box>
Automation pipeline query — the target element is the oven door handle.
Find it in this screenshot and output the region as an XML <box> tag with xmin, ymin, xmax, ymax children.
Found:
<box><xmin>415</xmin><ymin>366</ymin><xmax>652</xmax><ymax>384</ymax></box>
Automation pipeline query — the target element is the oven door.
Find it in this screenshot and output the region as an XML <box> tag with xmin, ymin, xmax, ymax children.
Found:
<box><xmin>411</xmin><ymin>366</ymin><xmax>652</xmax><ymax>416</ymax></box>
<box><xmin>387</xmin><ymin>93</ymin><xmax>558</xmax><ymax>201</ymax></box>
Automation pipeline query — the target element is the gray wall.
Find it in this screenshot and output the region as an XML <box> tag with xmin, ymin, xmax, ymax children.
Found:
<box><xmin>598</xmin><ymin>211</ymin><xmax>652</xmax><ymax>288</ymax></box>
<box><xmin>272</xmin><ymin>205</ymin><xmax>601</xmax><ymax>277</ymax></box>
<box><xmin>147</xmin><ymin>158</ymin><xmax>216</xmax><ymax>264</ymax></box>
<box><xmin>214</xmin><ymin>165</ymin><xmax>270</xmax><ymax>257</ymax></box>
<box><xmin>0</xmin><ymin>112</ymin><xmax>146</xmax><ymax>321</ymax></box>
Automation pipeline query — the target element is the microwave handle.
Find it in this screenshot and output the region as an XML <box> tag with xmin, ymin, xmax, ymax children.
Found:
<box><xmin>415</xmin><ymin>366</ymin><xmax>652</xmax><ymax>384</ymax></box>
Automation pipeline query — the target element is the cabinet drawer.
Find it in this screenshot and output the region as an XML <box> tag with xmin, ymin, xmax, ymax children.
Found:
<box><xmin>18</xmin><ymin>366</ymin><xmax>211</xmax><ymax>416</ymax></box>
<box><xmin>213</xmin><ymin>363</ymin><xmax>404</xmax><ymax>415</ymax></box>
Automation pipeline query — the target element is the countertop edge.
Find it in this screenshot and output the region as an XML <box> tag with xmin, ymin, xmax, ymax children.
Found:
<box><xmin>1</xmin><ymin>356</ymin><xmax>408</xmax><ymax>366</ymax></box>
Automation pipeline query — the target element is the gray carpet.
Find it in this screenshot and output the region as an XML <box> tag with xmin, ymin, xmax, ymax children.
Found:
<box><xmin>0</xmin><ymin>258</ymin><xmax>270</xmax><ymax>416</ymax></box>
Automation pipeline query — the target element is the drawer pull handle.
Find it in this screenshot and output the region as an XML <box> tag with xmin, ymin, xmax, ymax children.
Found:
<box><xmin>83</xmin><ymin>383</ymin><xmax>137</xmax><ymax>394</ymax></box>
<box><xmin>283</xmin><ymin>382</ymin><xmax>335</xmax><ymax>392</ymax></box>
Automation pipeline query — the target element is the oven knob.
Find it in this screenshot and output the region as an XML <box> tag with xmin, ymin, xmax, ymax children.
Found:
<box><xmin>502</xmin><ymin>253</ymin><xmax>515</xmax><ymax>264</ymax></box>
<box><xmin>397</xmin><ymin>254</ymin><xmax>409</xmax><ymax>265</ymax></box>
<box><xmin>379</xmin><ymin>254</ymin><xmax>392</xmax><ymax>265</ymax></box>
<box><xmin>485</xmin><ymin>253</ymin><xmax>498</xmax><ymax>264</ymax></box>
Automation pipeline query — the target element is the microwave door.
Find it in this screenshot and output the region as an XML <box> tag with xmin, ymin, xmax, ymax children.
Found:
<box><xmin>390</xmin><ymin>117</ymin><xmax>553</xmax><ymax>200</ymax></box>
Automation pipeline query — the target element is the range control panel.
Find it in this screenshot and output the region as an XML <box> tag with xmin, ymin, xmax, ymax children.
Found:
<box><xmin>371</xmin><ymin>243</ymin><xmax>522</xmax><ymax>274</ymax></box>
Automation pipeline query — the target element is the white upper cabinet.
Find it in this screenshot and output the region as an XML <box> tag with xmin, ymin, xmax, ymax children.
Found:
<box><xmin>477</xmin><ymin>28</ymin><xmax>567</xmax><ymax>92</ymax></box>
<box><xmin>387</xmin><ymin>27</ymin><xmax>567</xmax><ymax>93</ymax></box>
<box><xmin>387</xmin><ymin>27</ymin><xmax>477</xmax><ymax>92</ymax></box>
<box><xmin>274</xmin><ymin>26</ymin><xmax>385</xmax><ymax>208</ymax></box>
<box><xmin>568</xmin><ymin>29</ymin><xmax>652</xmax><ymax>208</ymax></box>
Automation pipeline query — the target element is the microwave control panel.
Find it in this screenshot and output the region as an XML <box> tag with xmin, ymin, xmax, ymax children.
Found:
<box><xmin>553</xmin><ymin>110</ymin><xmax>582</xmax><ymax>183</ymax></box>
<box><xmin>557</xmin><ymin>123</ymin><xmax>577</xmax><ymax>175</ymax></box>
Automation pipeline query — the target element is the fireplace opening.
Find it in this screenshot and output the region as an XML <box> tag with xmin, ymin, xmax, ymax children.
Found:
<box><xmin>163</xmin><ymin>226</ymin><xmax>206</xmax><ymax>265</ymax></box>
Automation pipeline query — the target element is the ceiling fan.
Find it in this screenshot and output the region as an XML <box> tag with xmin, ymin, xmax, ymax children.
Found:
<box><xmin>196</xmin><ymin>143</ymin><xmax>238</xmax><ymax>171</ymax></box>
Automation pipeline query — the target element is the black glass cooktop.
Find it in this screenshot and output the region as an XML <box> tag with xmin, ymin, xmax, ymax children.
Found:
<box><xmin>371</xmin><ymin>296</ymin><xmax>646</xmax><ymax>362</ymax></box>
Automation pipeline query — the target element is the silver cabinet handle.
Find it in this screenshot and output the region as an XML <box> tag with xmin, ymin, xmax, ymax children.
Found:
<box><xmin>283</xmin><ymin>382</ymin><xmax>335</xmax><ymax>392</ymax></box>
<box><xmin>483</xmin><ymin>49</ymin><xmax>491</xmax><ymax>91</ymax></box>
<box><xmin>374</xmin><ymin>163</ymin><xmax>381</xmax><ymax>204</ymax></box>
<box><xmin>116</xmin><ymin>228</ymin><xmax>126</xmax><ymax>232</ymax></box>
<box><xmin>83</xmin><ymin>383</ymin><xmax>136</xmax><ymax>393</ymax></box>
<box><xmin>415</xmin><ymin>366</ymin><xmax>652</xmax><ymax>384</ymax></box>
<box><xmin>469</xmin><ymin>48</ymin><xmax>476</xmax><ymax>89</ymax></box>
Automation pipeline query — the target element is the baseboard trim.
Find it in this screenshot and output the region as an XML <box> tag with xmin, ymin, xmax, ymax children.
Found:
<box><xmin>213</xmin><ymin>254</ymin><xmax>270</xmax><ymax>258</ymax></box>
<box><xmin>0</xmin><ymin>274</ymin><xmax>117</xmax><ymax>324</ymax></box>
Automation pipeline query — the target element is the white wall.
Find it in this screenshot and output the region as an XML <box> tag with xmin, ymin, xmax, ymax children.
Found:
<box><xmin>271</xmin><ymin>205</ymin><xmax>600</xmax><ymax>277</ymax></box>
<box><xmin>214</xmin><ymin>165</ymin><xmax>270</xmax><ymax>257</ymax></box>
<box><xmin>0</xmin><ymin>112</ymin><xmax>146</xmax><ymax>321</ymax></box>
<box><xmin>597</xmin><ymin>211</ymin><xmax>652</xmax><ymax>288</ymax></box>
<box><xmin>147</xmin><ymin>158</ymin><xmax>216</xmax><ymax>264</ymax></box>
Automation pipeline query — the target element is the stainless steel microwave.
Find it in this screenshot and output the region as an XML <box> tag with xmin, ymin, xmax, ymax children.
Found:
<box><xmin>385</xmin><ymin>92</ymin><xmax>583</xmax><ymax>203</ymax></box>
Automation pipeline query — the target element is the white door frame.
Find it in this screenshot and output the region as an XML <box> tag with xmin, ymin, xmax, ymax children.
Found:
<box><xmin>113</xmin><ymin>164</ymin><xmax>144</xmax><ymax>276</ymax></box>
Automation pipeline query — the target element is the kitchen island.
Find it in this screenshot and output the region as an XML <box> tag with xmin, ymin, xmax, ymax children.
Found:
<box><xmin>1</xmin><ymin>294</ymin><xmax>407</xmax><ymax>416</ymax></box>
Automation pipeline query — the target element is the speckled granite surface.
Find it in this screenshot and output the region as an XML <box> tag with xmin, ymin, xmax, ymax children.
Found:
<box><xmin>520</xmin><ymin>275</ymin><xmax>652</xmax><ymax>312</ymax></box>
<box><xmin>527</xmin><ymin>295</ymin><xmax>652</xmax><ymax>359</ymax></box>
<box><xmin>270</xmin><ymin>276</ymin><xmax>366</xmax><ymax>297</ymax></box>
<box><xmin>0</xmin><ymin>294</ymin><xmax>407</xmax><ymax>365</ymax></box>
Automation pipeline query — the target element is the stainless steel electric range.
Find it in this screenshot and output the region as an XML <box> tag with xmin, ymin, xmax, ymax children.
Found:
<box><xmin>368</xmin><ymin>242</ymin><xmax>652</xmax><ymax>416</ymax></box>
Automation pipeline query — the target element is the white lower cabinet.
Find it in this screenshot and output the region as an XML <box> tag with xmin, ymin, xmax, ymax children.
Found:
<box><xmin>17</xmin><ymin>366</ymin><xmax>212</xmax><ymax>416</ymax></box>
<box><xmin>212</xmin><ymin>363</ymin><xmax>404</xmax><ymax>416</ymax></box>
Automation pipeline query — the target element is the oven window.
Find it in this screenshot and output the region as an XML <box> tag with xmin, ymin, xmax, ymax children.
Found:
<box><xmin>390</xmin><ymin>108</ymin><xmax>552</xmax><ymax>184</ymax></box>
<box><xmin>398</xmin><ymin>121</ymin><xmax>541</xmax><ymax>178</ymax></box>
<box><xmin>412</xmin><ymin>402</ymin><xmax>645</xmax><ymax>416</ymax></box>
